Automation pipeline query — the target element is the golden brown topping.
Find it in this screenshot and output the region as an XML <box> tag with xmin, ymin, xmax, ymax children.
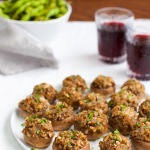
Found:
<box><xmin>99</xmin><ymin>131</ymin><xmax>132</xmax><ymax>150</ymax></box>
<box><xmin>131</xmin><ymin>117</ymin><xmax>150</xmax><ymax>142</ymax></box>
<box><xmin>63</xmin><ymin>75</ymin><xmax>86</xmax><ymax>93</ymax></box>
<box><xmin>121</xmin><ymin>78</ymin><xmax>145</xmax><ymax>98</ymax></box>
<box><xmin>33</xmin><ymin>83</ymin><xmax>57</xmax><ymax>104</ymax></box>
<box><xmin>91</xmin><ymin>75</ymin><xmax>115</xmax><ymax>88</ymax></box>
<box><xmin>22</xmin><ymin>118</ymin><xmax>54</xmax><ymax>139</ymax></box>
<box><xmin>109</xmin><ymin>90</ymin><xmax>138</xmax><ymax>110</ymax></box>
<box><xmin>54</xmin><ymin>130</ymin><xmax>88</xmax><ymax>150</ymax></box>
<box><xmin>109</xmin><ymin>105</ymin><xmax>137</xmax><ymax>135</ymax></box>
<box><xmin>19</xmin><ymin>94</ymin><xmax>49</xmax><ymax>117</ymax></box>
<box><xmin>56</xmin><ymin>87</ymin><xmax>83</xmax><ymax>109</ymax></box>
<box><xmin>45</xmin><ymin>102</ymin><xmax>74</xmax><ymax>121</ymax></box>
<box><xmin>79</xmin><ymin>93</ymin><xmax>108</xmax><ymax>113</ymax></box>
<box><xmin>139</xmin><ymin>98</ymin><xmax>150</xmax><ymax>118</ymax></box>
<box><xmin>75</xmin><ymin>110</ymin><xmax>108</xmax><ymax>134</ymax></box>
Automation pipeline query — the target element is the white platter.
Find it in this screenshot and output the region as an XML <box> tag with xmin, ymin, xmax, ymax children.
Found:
<box><xmin>11</xmin><ymin>83</ymin><xmax>147</xmax><ymax>150</ymax></box>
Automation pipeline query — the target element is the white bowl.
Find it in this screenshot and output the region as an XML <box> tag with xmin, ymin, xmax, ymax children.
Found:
<box><xmin>5</xmin><ymin>4</ymin><xmax>72</xmax><ymax>44</ymax></box>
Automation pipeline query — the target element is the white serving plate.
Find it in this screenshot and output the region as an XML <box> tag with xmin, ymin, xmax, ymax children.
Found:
<box><xmin>11</xmin><ymin>83</ymin><xmax>147</xmax><ymax>150</ymax></box>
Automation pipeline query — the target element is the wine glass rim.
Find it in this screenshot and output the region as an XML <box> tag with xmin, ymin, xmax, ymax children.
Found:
<box><xmin>95</xmin><ymin>7</ymin><xmax>134</xmax><ymax>18</ymax></box>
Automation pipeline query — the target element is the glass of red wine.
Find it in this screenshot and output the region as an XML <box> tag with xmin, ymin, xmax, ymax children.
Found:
<box><xmin>95</xmin><ymin>7</ymin><xmax>134</xmax><ymax>64</ymax></box>
<box><xmin>126</xmin><ymin>21</ymin><xmax>150</xmax><ymax>80</ymax></box>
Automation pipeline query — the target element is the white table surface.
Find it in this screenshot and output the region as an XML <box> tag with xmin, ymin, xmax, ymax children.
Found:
<box><xmin>0</xmin><ymin>21</ymin><xmax>150</xmax><ymax>150</ymax></box>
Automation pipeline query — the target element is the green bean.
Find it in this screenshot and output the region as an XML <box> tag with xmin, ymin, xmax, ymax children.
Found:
<box><xmin>0</xmin><ymin>8</ymin><xmax>10</xmax><ymax>19</ymax></box>
<box><xmin>0</xmin><ymin>0</ymin><xmax>69</xmax><ymax>21</ymax></box>
<box><xmin>46</xmin><ymin>7</ymin><xmax>59</xmax><ymax>18</ymax></box>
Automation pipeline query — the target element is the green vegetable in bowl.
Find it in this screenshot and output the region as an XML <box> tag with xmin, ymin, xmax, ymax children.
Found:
<box><xmin>0</xmin><ymin>0</ymin><xmax>69</xmax><ymax>21</ymax></box>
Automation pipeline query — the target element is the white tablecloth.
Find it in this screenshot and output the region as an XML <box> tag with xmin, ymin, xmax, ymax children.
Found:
<box><xmin>1</xmin><ymin>21</ymin><xmax>150</xmax><ymax>150</ymax></box>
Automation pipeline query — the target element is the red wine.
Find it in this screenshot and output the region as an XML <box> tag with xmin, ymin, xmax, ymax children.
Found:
<box><xmin>127</xmin><ymin>34</ymin><xmax>150</xmax><ymax>80</ymax></box>
<box><xmin>98</xmin><ymin>22</ymin><xmax>127</xmax><ymax>63</ymax></box>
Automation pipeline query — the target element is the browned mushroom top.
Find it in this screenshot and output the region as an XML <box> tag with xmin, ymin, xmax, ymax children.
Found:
<box><xmin>22</xmin><ymin>117</ymin><xmax>54</xmax><ymax>139</ymax></box>
<box><xmin>45</xmin><ymin>102</ymin><xmax>74</xmax><ymax>121</ymax></box>
<box><xmin>121</xmin><ymin>78</ymin><xmax>145</xmax><ymax>96</ymax></box>
<box><xmin>79</xmin><ymin>92</ymin><xmax>107</xmax><ymax>111</ymax></box>
<box><xmin>109</xmin><ymin>105</ymin><xmax>137</xmax><ymax>128</ymax></box>
<box><xmin>131</xmin><ymin>117</ymin><xmax>150</xmax><ymax>142</ymax></box>
<box><xmin>63</xmin><ymin>75</ymin><xmax>86</xmax><ymax>92</ymax></box>
<box><xmin>33</xmin><ymin>83</ymin><xmax>57</xmax><ymax>103</ymax></box>
<box><xmin>19</xmin><ymin>94</ymin><xmax>49</xmax><ymax>116</ymax></box>
<box><xmin>139</xmin><ymin>98</ymin><xmax>150</xmax><ymax>118</ymax></box>
<box><xmin>109</xmin><ymin>90</ymin><xmax>138</xmax><ymax>110</ymax></box>
<box><xmin>99</xmin><ymin>130</ymin><xmax>132</xmax><ymax>150</ymax></box>
<box><xmin>75</xmin><ymin>110</ymin><xmax>108</xmax><ymax>134</ymax></box>
<box><xmin>56</xmin><ymin>86</ymin><xmax>83</xmax><ymax>106</ymax></box>
<box><xmin>91</xmin><ymin>75</ymin><xmax>115</xmax><ymax>88</ymax></box>
<box><xmin>54</xmin><ymin>130</ymin><xmax>89</xmax><ymax>150</ymax></box>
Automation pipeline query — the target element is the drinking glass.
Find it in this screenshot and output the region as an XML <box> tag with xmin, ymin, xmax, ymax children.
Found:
<box><xmin>126</xmin><ymin>21</ymin><xmax>150</xmax><ymax>80</ymax></box>
<box><xmin>95</xmin><ymin>7</ymin><xmax>134</xmax><ymax>63</ymax></box>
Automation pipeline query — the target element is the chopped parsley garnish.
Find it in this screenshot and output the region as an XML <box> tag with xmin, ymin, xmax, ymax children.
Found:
<box><xmin>60</xmin><ymin>103</ymin><xmax>64</xmax><ymax>109</ymax></box>
<box><xmin>39</xmin><ymin>119</ymin><xmax>44</xmax><ymax>124</ymax></box>
<box><xmin>108</xmin><ymin>101</ymin><xmax>113</xmax><ymax>107</ymax></box>
<box><xmin>114</xmin><ymin>129</ymin><xmax>120</xmax><ymax>134</ymax></box>
<box><xmin>123</xmin><ymin>148</ymin><xmax>125</xmax><ymax>150</ymax></box>
<box><xmin>28</xmin><ymin>117</ymin><xmax>33</xmax><ymax>123</ymax></box>
<box><xmin>146</xmin><ymin>101</ymin><xmax>149</xmax><ymax>104</ymax></box>
<box><xmin>136</xmin><ymin>122</ymin><xmax>141</xmax><ymax>126</ymax></box>
<box><xmin>21</xmin><ymin>123</ymin><xmax>24</xmax><ymax>127</ymax></box>
<box><xmin>144</xmin><ymin>126</ymin><xmax>148</xmax><ymax>129</ymax></box>
<box><xmin>87</xmin><ymin>118</ymin><xmax>91</xmax><ymax>122</ymax></box>
<box><xmin>44</xmin><ymin>119</ymin><xmax>48</xmax><ymax>123</ymax></box>
<box><xmin>32</xmin><ymin>114</ymin><xmax>38</xmax><ymax>119</ymax></box>
<box><xmin>127</xmin><ymin>94</ymin><xmax>131</xmax><ymax>98</ymax></box>
<box><xmin>36</xmin><ymin>100</ymin><xmax>39</xmax><ymax>103</ymax></box>
<box><xmin>75</xmin><ymin>86</ymin><xmax>79</xmax><ymax>91</ymax></box>
<box><xmin>71</xmin><ymin>135</ymin><xmax>75</xmax><ymax>139</ymax></box>
<box><xmin>117</xmin><ymin>138</ymin><xmax>120</xmax><ymax>141</ymax></box>
<box><xmin>121</xmin><ymin>104</ymin><xmax>126</xmax><ymax>111</ymax></box>
<box><xmin>70</xmin><ymin>95</ymin><xmax>74</xmax><ymax>97</ymax></box>
<box><xmin>120</xmin><ymin>90</ymin><xmax>124</xmax><ymax>94</ymax></box>
<box><xmin>87</xmin><ymin>111</ymin><xmax>94</xmax><ymax>122</ymax></box>
<box><xmin>31</xmin><ymin>148</ymin><xmax>35</xmax><ymax>150</ymax></box>
<box><xmin>144</xmin><ymin>118</ymin><xmax>150</xmax><ymax>123</ymax></box>
<box><xmin>36</xmin><ymin>94</ymin><xmax>40</xmax><ymax>98</ymax></box>
<box><xmin>37</xmin><ymin>130</ymin><xmax>40</xmax><ymax>134</ymax></box>
<box><xmin>84</xmin><ymin>100</ymin><xmax>87</xmax><ymax>103</ymax></box>
<box><xmin>76</xmin><ymin>112</ymin><xmax>79</xmax><ymax>114</ymax></box>
<box><xmin>97</xmin><ymin>122</ymin><xmax>100</xmax><ymax>125</ymax></box>
<box><xmin>36</xmin><ymin>88</ymin><xmax>41</xmax><ymax>92</ymax></box>
<box><xmin>68</xmin><ymin>142</ymin><xmax>71</xmax><ymax>145</ymax></box>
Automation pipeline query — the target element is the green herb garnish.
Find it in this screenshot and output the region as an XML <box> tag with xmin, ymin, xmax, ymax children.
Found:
<box><xmin>60</xmin><ymin>103</ymin><xmax>64</xmax><ymax>109</ymax></box>
<box><xmin>108</xmin><ymin>101</ymin><xmax>113</xmax><ymax>107</ymax></box>
<box><xmin>37</xmin><ymin>130</ymin><xmax>40</xmax><ymax>134</ymax></box>
<box><xmin>97</xmin><ymin>129</ymin><xmax>101</xmax><ymax>133</ymax></box>
<box><xmin>36</xmin><ymin>94</ymin><xmax>40</xmax><ymax>98</ymax></box>
<box><xmin>21</xmin><ymin>123</ymin><xmax>24</xmax><ymax>127</ymax></box>
<box><xmin>114</xmin><ymin>129</ymin><xmax>120</xmax><ymax>134</ymax></box>
<box><xmin>127</xmin><ymin>94</ymin><xmax>131</xmax><ymax>98</ymax></box>
<box><xmin>117</xmin><ymin>138</ymin><xmax>120</xmax><ymax>141</ymax></box>
<box><xmin>71</xmin><ymin>135</ymin><xmax>75</xmax><ymax>139</ymax></box>
<box><xmin>31</xmin><ymin>148</ymin><xmax>35</xmax><ymax>150</ymax></box>
<box><xmin>120</xmin><ymin>90</ymin><xmax>124</xmax><ymax>94</ymax></box>
<box><xmin>32</xmin><ymin>114</ymin><xmax>38</xmax><ymax>119</ymax></box>
<box><xmin>144</xmin><ymin>126</ymin><xmax>148</xmax><ymax>129</ymax></box>
<box><xmin>84</xmin><ymin>100</ymin><xmax>87</xmax><ymax>103</ymax></box>
<box><xmin>36</xmin><ymin>88</ymin><xmax>41</xmax><ymax>92</ymax></box>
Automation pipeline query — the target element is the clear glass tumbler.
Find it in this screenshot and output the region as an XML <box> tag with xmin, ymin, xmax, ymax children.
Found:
<box><xmin>95</xmin><ymin>7</ymin><xmax>134</xmax><ymax>64</ymax></box>
<box><xmin>126</xmin><ymin>20</ymin><xmax>150</xmax><ymax>80</ymax></box>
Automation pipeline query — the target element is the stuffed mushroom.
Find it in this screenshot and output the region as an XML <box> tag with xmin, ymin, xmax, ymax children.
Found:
<box><xmin>33</xmin><ymin>83</ymin><xmax>57</xmax><ymax>104</ymax></box>
<box><xmin>99</xmin><ymin>130</ymin><xmax>132</xmax><ymax>150</ymax></box>
<box><xmin>79</xmin><ymin>92</ymin><xmax>108</xmax><ymax>114</ymax></box>
<box><xmin>44</xmin><ymin>102</ymin><xmax>75</xmax><ymax>131</ymax></box>
<box><xmin>108</xmin><ymin>90</ymin><xmax>138</xmax><ymax>110</ymax></box>
<box><xmin>109</xmin><ymin>105</ymin><xmax>137</xmax><ymax>135</ymax></box>
<box><xmin>53</xmin><ymin>130</ymin><xmax>90</xmax><ymax>150</ymax></box>
<box><xmin>19</xmin><ymin>94</ymin><xmax>49</xmax><ymax>118</ymax></box>
<box><xmin>139</xmin><ymin>98</ymin><xmax>150</xmax><ymax>118</ymax></box>
<box><xmin>56</xmin><ymin>86</ymin><xmax>83</xmax><ymax>110</ymax></box>
<box><xmin>63</xmin><ymin>75</ymin><xmax>87</xmax><ymax>93</ymax></box>
<box><xmin>22</xmin><ymin>117</ymin><xmax>55</xmax><ymax>148</ymax></box>
<box><xmin>74</xmin><ymin>110</ymin><xmax>108</xmax><ymax>141</ymax></box>
<box><xmin>131</xmin><ymin>117</ymin><xmax>150</xmax><ymax>150</ymax></box>
<box><xmin>90</xmin><ymin>75</ymin><xmax>115</xmax><ymax>97</ymax></box>
<box><xmin>121</xmin><ymin>78</ymin><xmax>145</xmax><ymax>101</ymax></box>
